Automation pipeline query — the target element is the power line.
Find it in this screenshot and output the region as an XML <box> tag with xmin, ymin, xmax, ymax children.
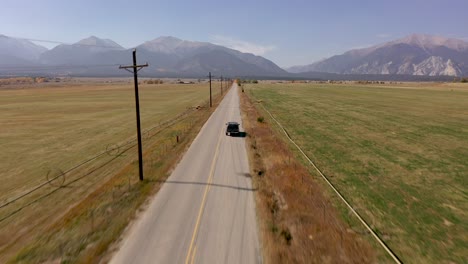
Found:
<box><xmin>0</xmin><ymin>64</ymin><xmax>122</xmax><ymax>71</ymax></box>
<box><xmin>0</xmin><ymin>109</ymin><xmax>196</xmax><ymax>222</ymax></box>
<box><xmin>8</xmin><ymin>35</ymin><xmax>126</xmax><ymax>49</ymax></box>
<box><xmin>0</xmin><ymin>139</ymin><xmax>135</xmax><ymax>210</ymax></box>
<box><xmin>0</xmin><ymin>107</ymin><xmax>193</xmax><ymax>211</ymax></box>
<box><xmin>0</xmin><ymin>146</ymin><xmax>130</xmax><ymax>223</ymax></box>
<box><xmin>0</xmin><ymin>35</ymin><xmax>131</xmax><ymax>72</ymax></box>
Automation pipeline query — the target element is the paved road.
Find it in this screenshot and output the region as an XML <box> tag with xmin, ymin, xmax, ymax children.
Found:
<box><xmin>110</xmin><ymin>84</ymin><xmax>261</xmax><ymax>264</ymax></box>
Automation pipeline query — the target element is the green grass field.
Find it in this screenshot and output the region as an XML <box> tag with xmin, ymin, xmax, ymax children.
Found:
<box><xmin>245</xmin><ymin>82</ymin><xmax>468</xmax><ymax>263</ymax></box>
<box><xmin>0</xmin><ymin>80</ymin><xmax>219</xmax><ymax>262</ymax></box>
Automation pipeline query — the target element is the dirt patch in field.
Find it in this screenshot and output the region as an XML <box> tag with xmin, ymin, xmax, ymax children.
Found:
<box><xmin>240</xmin><ymin>88</ymin><xmax>376</xmax><ymax>263</ymax></box>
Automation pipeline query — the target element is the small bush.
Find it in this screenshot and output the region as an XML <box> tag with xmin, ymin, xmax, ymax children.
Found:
<box><xmin>270</xmin><ymin>223</ymin><xmax>278</xmax><ymax>233</ymax></box>
<box><xmin>257</xmin><ymin>116</ymin><xmax>264</xmax><ymax>123</ymax></box>
<box><xmin>281</xmin><ymin>229</ymin><xmax>293</xmax><ymax>245</ymax></box>
<box><xmin>461</xmin><ymin>78</ymin><xmax>468</xmax><ymax>83</ymax></box>
<box><xmin>269</xmin><ymin>198</ymin><xmax>279</xmax><ymax>215</ymax></box>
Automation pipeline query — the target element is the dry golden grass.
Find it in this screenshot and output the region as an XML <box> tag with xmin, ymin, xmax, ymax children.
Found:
<box><xmin>240</xmin><ymin>88</ymin><xmax>376</xmax><ymax>263</ymax></box>
<box><xmin>0</xmin><ymin>77</ymin><xmax>35</xmax><ymax>85</ymax></box>
<box><xmin>0</xmin><ymin>80</ymin><xmax>226</xmax><ymax>262</ymax></box>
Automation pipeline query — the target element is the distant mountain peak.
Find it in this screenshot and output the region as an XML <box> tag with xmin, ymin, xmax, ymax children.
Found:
<box><xmin>388</xmin><ymin>33</ymin><xmax>468</xmax><ymax>52</ymax></box>
<box><xmin>139</xmin><ymin>36</ymin><xmax>209</xmax><ymax>54</ymax></box>
<box><xmin>75</xmin><ymin>36</ymin><xmax>124</xmax><ymax>49</ymax></box>
<box><xmin>287</xmin><ymin>33</ymin><xmax>468</xmax><ymax>77</ymax></box>
<box><xmin>0</xmin><ymin>35</ymin><xmax>47</xmax><ymax>61</ymax></box>
<box><xmin>402</xmin><ymin>33</ymin><xmax>439</xmax><ymax>42</ymax></box>
<box><xmin>153</xmin><ymin>36</ymin><xmax>183</xmax><ymax>42</ymax></box>
<box><xmin>400</xmin><ymin>33</ymin><xmax>449</xmax><ymax>44</ymax></box>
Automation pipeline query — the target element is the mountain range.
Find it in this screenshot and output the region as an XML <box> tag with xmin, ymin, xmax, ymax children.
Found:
<box><xmin>287</xmin><ymin>34</ymin><xmax>468</xmax><ymax>77</ymax></box>
<box><xmin>1</xmin><ymin>33</ymin><xmax>467</xmax><ymax>78</ymax></box>
<box><xmin>0</xmin><ymin>34</ymin><xmax>47</xmax><ymax>65</ymax></box>
<box><xmin>0</xmin><ymin>35</ymin><xmax>286</xmax><ymax>77</ymax></box>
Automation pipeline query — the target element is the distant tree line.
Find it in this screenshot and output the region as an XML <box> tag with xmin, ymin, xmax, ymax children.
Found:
<box><xmin>237</xmin><ymin>79</ymin><xmax>258</xmax><ymax>84</ymax></box>
<box><xmin>355</xmin><ymin>80</ymin><xmax>387</xmax><ymax>84</ymax></box>
<box><xmin>452</xmin><ymin>77</ymin><xmax>468</xmax><ymax>83</ymax></box>
<box><xmin>143</xmin><ymin>79</ymin><xmax>164</xmax><ymax>84</ymax></box>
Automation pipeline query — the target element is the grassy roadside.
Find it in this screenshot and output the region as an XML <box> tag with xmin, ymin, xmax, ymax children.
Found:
<box><xmin>1</xmin><ymin>82</ymin><xmax>229</xmax><ymax>263</ymax></box>
<box><xmin>243</xmin><ymin>82</ymin><xmax>468</xmax><ymax>263</ymax></box>
<box><xmin>239</xmin><ymin>86</ymin><xmax>376</xmax><ymax>263</ymax></box>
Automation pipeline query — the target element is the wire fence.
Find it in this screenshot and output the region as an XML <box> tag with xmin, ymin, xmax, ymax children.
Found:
<box><xmin>254</xmin><ymin>97</ymin><xmax>402</xmax><ymax>264</ymax></box>
<box><xmin>0</xmin><ymin>97</ymin><xmax>213</xmax><ymax>223</ymax></box>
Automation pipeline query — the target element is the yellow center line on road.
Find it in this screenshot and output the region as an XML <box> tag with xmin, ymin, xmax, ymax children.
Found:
<box><xmin>190</xmin><ymin>245</ymin><xmax>197</xmax><ymax>264</ymax></box>
<box><xmin>185</xmin><ymin>128</ymin><xmax>223</xmax><ymax>264</ymax></box>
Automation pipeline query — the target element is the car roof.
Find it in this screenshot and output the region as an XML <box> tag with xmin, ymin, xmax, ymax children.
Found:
<box><xmin>227</xmin><ymin>122</ymin><xmax>239</xmax><ymax>125</ymax></box>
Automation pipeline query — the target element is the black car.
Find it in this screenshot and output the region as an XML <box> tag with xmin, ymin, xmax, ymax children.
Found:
<box><xmin>226</xmin><ymin>122</ymin><xmax>240</xmax><ymax>136</ymax></box>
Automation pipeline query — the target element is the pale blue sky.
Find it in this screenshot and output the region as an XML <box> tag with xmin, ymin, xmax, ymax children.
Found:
<box><xmin>1</xmin><ymin>0</ymin><xmax>467</xmax><ymax>67</ymax></box>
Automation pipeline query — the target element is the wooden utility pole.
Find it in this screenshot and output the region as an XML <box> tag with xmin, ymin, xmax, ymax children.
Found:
<box><xmin>220</xmin><ymin>75</ymin><xmax>223</xmax><ymax>95</ymax></box>
<box><xmin>119</xmin><ymin>49</ymin><xmax>148</xmax><ymax>181</ymax></box>
<box><xmin>208</xmin><ymin>72</ymin><xmax>212</xmax><ymax>107</ymax></box>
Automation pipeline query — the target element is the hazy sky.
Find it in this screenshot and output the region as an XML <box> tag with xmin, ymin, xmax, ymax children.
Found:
<box><xmin>1</xmin><ymin>0</ymin><xmax>467</xmax><ymax>67</ymax></box>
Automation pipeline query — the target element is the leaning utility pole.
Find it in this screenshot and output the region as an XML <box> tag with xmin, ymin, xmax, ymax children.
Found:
<box><xmin>208</xmin><ymin>72</ymin><xmax>212</xmax><ymax>107</ymax></box>
<box><xmin>119</xmin><ymin>49</ymin><xmax>148</xmax><ymax>181</ymax></box>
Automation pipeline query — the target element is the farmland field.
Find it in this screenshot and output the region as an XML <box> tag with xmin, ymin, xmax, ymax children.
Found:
<box><xmin>245</xmin><ymin>82</ymin><xmax>468</xmax><ymax>263</ymax></box>
<box><xmin>0</xmin><ymin>79</ymin><xmax>221</xmax><ymax>262</ymax></box>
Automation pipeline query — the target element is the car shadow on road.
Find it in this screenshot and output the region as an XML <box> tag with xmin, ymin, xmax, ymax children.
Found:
<box><xmin>229</xmin><ymin>132</ymin><xmax>247</xmax><ymax>138</ymax></box>
<box><xmin>157</xmin><ymin>180</ymin><xmax>257</xmax><ymax>192</ymax></box>
<box><xmin>237</xmin><ymin>172</ymin><xmax>252</xmax><ymax>178</ymax></box>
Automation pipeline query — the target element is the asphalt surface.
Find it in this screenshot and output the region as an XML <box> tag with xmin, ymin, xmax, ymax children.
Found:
<box><xmin>109</xmin><ymin>84</ymin><xmax>261</xmax><ymax>264</ymax></box>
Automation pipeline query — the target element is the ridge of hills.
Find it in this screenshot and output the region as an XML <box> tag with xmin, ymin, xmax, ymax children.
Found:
<box><xmin>1</xmin><ymin>34</ymin><xmax>466</xmax><ymax>80</ymax></box>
